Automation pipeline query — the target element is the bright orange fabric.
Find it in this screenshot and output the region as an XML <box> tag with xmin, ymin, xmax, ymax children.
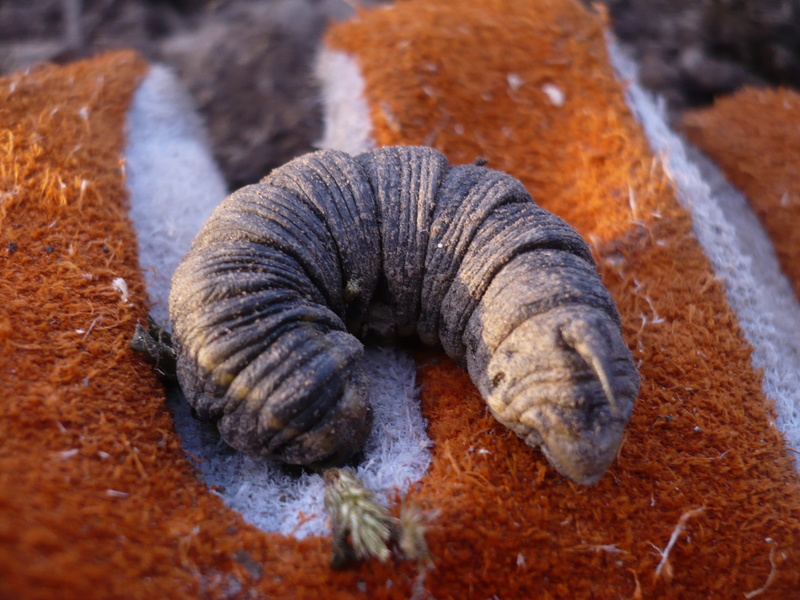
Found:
<box><xmin>683</xmin><ymin>86</ymin><xmax>800</xmax><ymax>300</ymax></box>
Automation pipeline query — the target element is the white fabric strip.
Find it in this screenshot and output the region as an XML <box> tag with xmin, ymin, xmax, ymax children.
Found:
<box><xmin>125</xmin><ymin>65</ymin><xmax>228</xmax><ymax>327</ymax></box>
<box><xmin>126</xmin><ymin>58</ymin><xmax>431</xmax><ymax>538</ymax></box>
<box><xmin>607</xmin><ymin>37</ymin><xmax>800</xmax><ymax>463</ymax></box>
<box><xmin>314</xmin><ymin>48</ymin><xmax>376</xmax><ymax>154</ymax></box>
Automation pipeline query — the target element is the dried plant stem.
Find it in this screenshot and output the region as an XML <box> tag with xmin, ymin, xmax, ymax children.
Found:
<box><xmin>324</xmin><ymin>468</ymin><xmax>398</xmax><ymax>567</ymax></box>
<box><xmin>323</xmin><ymin>468</ymin><xmax>434</xmax><ymax>569</ymax></box>
<box><xmin>396</xmin><ymin>500</ymin><xmax>434</xmax><ymax>565</ymax></box>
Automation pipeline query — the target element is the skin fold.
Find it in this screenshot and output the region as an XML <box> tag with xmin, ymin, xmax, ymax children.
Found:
<box><xmin>169</xmin><ymin>146</ymin><xmax>640</xmax><ymax>484</ymax></box>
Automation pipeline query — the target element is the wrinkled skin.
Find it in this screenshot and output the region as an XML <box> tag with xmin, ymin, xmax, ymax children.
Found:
<box><xmin>468</xmin><ymin>305</ymin><xmax>639</xmax><ymax>485</ymax></box>
<box><xmin>170</xmin><ymin>146</ymin><xmax>640</xmax><ymax>483</ymax></box>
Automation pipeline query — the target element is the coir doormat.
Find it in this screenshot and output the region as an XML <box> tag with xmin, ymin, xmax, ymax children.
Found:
<box><xmin>2</xmin><ymin>1</ymin><xmax>800</xmax><ymax>599</ymax></box>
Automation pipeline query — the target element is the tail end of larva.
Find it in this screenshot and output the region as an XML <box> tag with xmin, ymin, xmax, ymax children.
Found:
<box><xmin>275</xmin><ymin>366</ymin><xmax>375</xmax><ymax>467</ymax></box>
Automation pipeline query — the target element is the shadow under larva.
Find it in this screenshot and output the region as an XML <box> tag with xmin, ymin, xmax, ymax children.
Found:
<box><xmin>169</xmin><ymin>145</ymin><xmax>640</xmax><ymax>486</ymax></box>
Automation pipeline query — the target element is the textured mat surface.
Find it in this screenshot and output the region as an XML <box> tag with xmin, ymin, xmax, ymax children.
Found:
<box><xmin>2</xmin><ymin>1</ymin><xmax>800</xmax><ymax>599</ymax></box>
<box><xmin>683</xmin><ymin>87</ymin><xmax>800</xmax><ymax>301</ymax></box>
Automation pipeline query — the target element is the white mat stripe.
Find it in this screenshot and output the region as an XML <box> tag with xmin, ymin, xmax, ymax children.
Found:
<box><xmin>125</xmin><ymin>64</ymin><xmax>228</xmax><ymax>327</ymax></box>
<box><xmin>607</xmin><ymin>37</ymin><xmax>800</xmax><ymax>462</ymax></box>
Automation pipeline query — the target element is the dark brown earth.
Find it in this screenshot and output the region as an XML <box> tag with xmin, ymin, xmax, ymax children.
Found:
<box><xmin>2</xmin><ymin>0</ymin><xmax>799</xmax><ymax>189</ymax></box>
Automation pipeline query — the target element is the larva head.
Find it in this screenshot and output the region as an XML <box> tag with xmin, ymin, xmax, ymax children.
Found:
<box><xmin>482</xmin><ymin>306</ymin><xmax>639</xmax><ymax>485</ymax></box>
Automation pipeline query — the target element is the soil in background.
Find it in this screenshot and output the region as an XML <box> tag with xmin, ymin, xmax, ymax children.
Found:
<box><xmin>2</xmin><ymin>0</ymin><xmax>799</xmax><ymax>188</ymax></box>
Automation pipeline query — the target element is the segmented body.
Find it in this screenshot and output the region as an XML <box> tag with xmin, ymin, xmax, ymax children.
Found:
<box><xmin>169</xmin><ymin>146</ymin><xmax>640</xmax><ymax>485</ymax></box>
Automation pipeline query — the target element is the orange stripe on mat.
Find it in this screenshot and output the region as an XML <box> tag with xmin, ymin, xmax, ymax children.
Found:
<box><xmin>682</xmin><ymin>87</ymin><xmax>800</xmax><ymax>300</ymax></box>
<box><xmin>327</xmin><ymin>0</ymin><xmax>800</xmax><ymax>597</ymax></box>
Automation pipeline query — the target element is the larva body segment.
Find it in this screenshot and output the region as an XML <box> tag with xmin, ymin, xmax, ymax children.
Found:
<box><xmin>355</xmin><ymin>146</ymin><xmax>450</xmax><ymax>336</ymax></box>
<box><xmin>263</xmin><ymin>150</ymin><xmax>382</xmax><ymax>324</ymax></box>
<box><xmin>169</xmin><ymin>146</ymin><xmax>640</xmax><ymax>484</ymax></box>
<box><xmin>171</xmin><ymin>150</ymin><xmax>381</xmax><ymax>465</ymax></box>
<box><xmin>418</xmin><ymin>164</ymin><xmax>529</xmax><ymax>348</ymax></box>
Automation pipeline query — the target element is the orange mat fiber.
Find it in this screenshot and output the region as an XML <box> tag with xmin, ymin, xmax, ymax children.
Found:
<box><xmin>0</xmin><ymin>51</ymin><xmax>337</xmax><ymax>600</ymax></box>
<box><xmin>682</xmin><ymin>87</ymin><xmax>800</xmax><ymax>300</ymax></box>
<box><xmin>2</xmin><ymin>1</ymin><xmax>800</xmax><ymax>599</ymax></box>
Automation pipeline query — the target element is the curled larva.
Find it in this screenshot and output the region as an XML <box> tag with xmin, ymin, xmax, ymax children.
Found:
<box><xmin>169</xmin><ymin>146</ymin><xmax>640</xmax><ymax>485</ymax></box>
